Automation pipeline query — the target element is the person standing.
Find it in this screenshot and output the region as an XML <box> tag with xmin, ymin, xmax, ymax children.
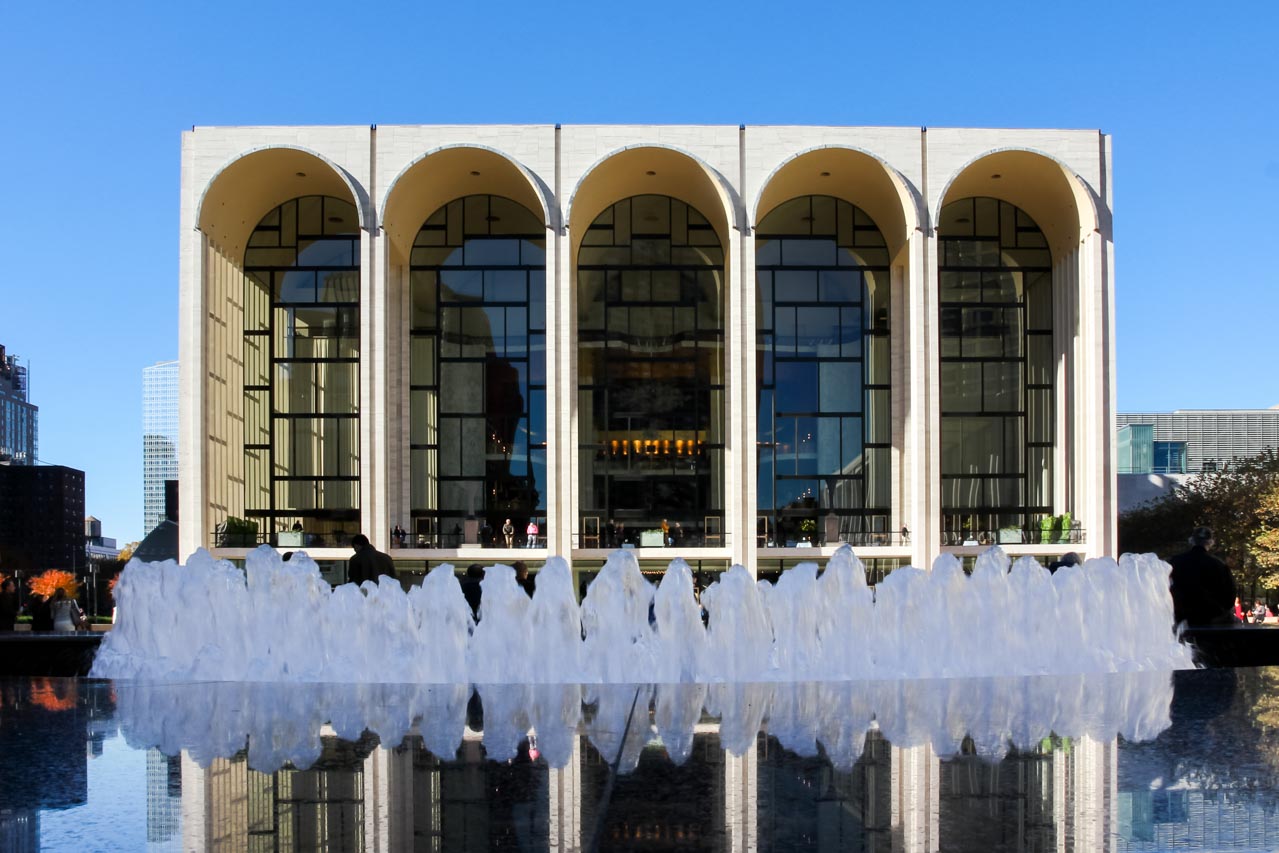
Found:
<box><xmin>25</xmin><ymin>592</ymin><xmax>53</xmax><ymax>631</ymax></box>
<box><xmin>0</xmin><ymin>578</ymin><xmax>18</xmax><ymax>631</ymax></box>
<box><xmin>502</xmin><ymin>518</ymin><xmax>515</xmax><ymax>549</ymax></box>
<box><xmin>513</xmin><ymin>560</ymin><xmax>535</xmax><ymax>597</ymax></box>
<box><xmin>1168</xmin><ymin>526</ymin><xmax>1236</xmax><ymax>627</ymax></box>
<box><xmin>460</xmin><ymin>564</ymin><xmax>485</xmax><ymax>621</ymax></box>
<box><xmin>50</xmin><ymin>588</ymin><xmax>85</xmax><ymax>632</ymax></box>
<box><xmin>526</xmin><ymin>519</ymin><xmax>539</xmax><ymax>548</ymax></box>
<box><xmin>348</xmin><ymin>533</ymin><xmax>396</xmax><ymax>586</ymax></box>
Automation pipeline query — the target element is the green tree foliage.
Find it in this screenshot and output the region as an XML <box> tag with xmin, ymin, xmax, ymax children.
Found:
<box><xmin>1118</xmin><ymin>449</ymin><xmax>1279</xmax><ymax>599</ymax></box>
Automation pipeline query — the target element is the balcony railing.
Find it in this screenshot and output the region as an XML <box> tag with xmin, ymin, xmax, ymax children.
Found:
<box><xmin>940</xmin><ymin>525</ymin><xmax>1086</xmax><ymax>547</ymax></box>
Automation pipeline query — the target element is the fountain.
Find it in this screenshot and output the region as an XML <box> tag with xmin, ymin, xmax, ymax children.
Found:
<box><xmin>91</xmin><ymin>543</ymin><xmax>1195</xmax><ymax>683</ymax></box>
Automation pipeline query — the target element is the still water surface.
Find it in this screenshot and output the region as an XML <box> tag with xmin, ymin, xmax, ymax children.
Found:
<box><xmin>2</xmin><ymin>669</ymin><xmax>1277</xmax><ymax>852</ymax></box>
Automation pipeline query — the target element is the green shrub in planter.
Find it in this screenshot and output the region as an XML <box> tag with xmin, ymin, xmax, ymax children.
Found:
<box><xmin>1056</xmin><ymin>511</ymin><xmax>1073</xmax><ymax>544</ymax></box>
<box><xmin>218</xmin><ymin>516</ymin><xmax>260</xmax><ymax>547</ymax></box>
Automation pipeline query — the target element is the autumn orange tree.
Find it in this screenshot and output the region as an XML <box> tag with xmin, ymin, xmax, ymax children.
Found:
<box><xmin>28</xmin><ymin>569</ymin><xmax>79</xmax><ymax>598</ymax></box>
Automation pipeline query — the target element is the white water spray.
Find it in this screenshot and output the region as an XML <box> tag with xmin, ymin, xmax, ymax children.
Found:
<box><xmin>92</xmin><ymin>543</ymin><xmax>1195</xmax><ymax>683</ymax></box>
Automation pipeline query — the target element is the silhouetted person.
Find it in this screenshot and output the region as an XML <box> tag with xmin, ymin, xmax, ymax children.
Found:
<box><xmin>0</xmin><ymin>578</ymin><xmax>18</xmax><ymax>631</ymax></box>
<box><xmin>24</xmin><ymin>593</ymin><xmax>53</xmax><ymax>631</ymax></box>
<box><xmin>1048</xmin><ymin>552</ymin><xmax>1080</xmax><ymax>573</ymax></box>
<box><xmin>513</xmin><ymin>560</ymin><xmax>534</xmax><ymax>597</ymax></box>
<box><xmin>1168</xmin><ymin>526</ymin><xmax>1236</xmax><ymax>627</ymax></box>
<box><xmin>461</xmin><ymin>564</ymin><xmax>485</xmax><ymax>620</ymax></box>
<box><xmin>348</xmin><ymin>534</ymin><xmax>396</xmax><ymax>586</ymax></box>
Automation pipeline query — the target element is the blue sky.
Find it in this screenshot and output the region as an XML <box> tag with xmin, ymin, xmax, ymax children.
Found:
<box><xmin>2</xmin><ymin>0</ymin><xmax>1275</xmax><ymax>544</ymax></box>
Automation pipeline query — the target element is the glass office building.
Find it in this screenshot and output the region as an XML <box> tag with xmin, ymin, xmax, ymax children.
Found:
<box><xmin>180</xmin><ymin>125</ymin><xmax>1117</xmax><ymax>572</ymax></box>
<box><xmin>0</xmin><ymin>344</ymin><xmax>37</xmax><ymax>466</ymax></box>
<box><xmin>143</xmin><ymin>360</ymin><xmax>179</xmax><ymax>535</ymax></box>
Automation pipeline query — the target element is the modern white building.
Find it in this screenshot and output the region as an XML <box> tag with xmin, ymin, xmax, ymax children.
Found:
<box><xmin>179</xmin><ymin>124</ymin><xmax>1117</xmax><ymax>576</ymax></box>
<box><xmin>143</xmin><ymin>359</ymin><xmax>180</xmax><ymax>535</ymax></box>
<box><xmin>1116</xmin><ymin>408</ymin><xmax>1279</xmax><ymax>511</ymax></box>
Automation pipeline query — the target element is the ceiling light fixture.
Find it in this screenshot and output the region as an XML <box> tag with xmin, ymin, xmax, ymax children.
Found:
<box><xmin>991</xmin><ymin>173</ymin><xmax>1002</xmax><ymax>179</ymax></box>
<box><xmin>645</xmin><ymin>170</ymin><xmax>657</xmax><ymax>176</ymax></box>
<box><xmin>470</xmin><ymin>170</ymin><xmax>481</xmax><ymax>176</ymax></box>
<box><xmin>820</xmin><ymin>171</ymin><xmax>831</xmax><ymax>177</ymax></box>
<box><xmin>295</xmin><ymin>171</ymin><xmax>307</xmax><ymax>178</ymax></box>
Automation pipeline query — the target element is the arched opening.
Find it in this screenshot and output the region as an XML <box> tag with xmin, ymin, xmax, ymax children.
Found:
<box><xmin>754</xmin><ymin>147</ymin><xmax>916</xmax><ymax>260</ymax></box>
<box><xmin>241</xmin><ymin>196</ymin><xmax>362</xmax><ymax>543</ymax></box>
<box><xmin>936</xmin><ymin>197</ymin><xmax>1053</xmax><ymax>543</ymax></box>
<box><xmin>195</xmin><ymin>147</ymin><xmax>364</xmax><ymax>551</ymax></box>
<box><xmin>577</xmin><ymin>194</ymin><xmax>725</xmax><ymax>548</ymax></box>
<box><xmin>755</xmin><ymin>196</ymin><xmax>891</xmax><ymax>547</ymax></box>
<box><xmin>405</xmin><ymin>195</ymin><xmax>547</xmax><ymax>547</ymax></box>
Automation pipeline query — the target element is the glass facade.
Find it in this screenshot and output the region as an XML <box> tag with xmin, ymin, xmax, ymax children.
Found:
<box><xmin>142</xmin><ymin>360</ymin><xmax>179</xmax><ymax>535</ymax></box>
<box><xmin>0</xmin><ymin>347</ymin><xmax>36</xmax><ymax>465</ymax></box>
<box><xmin>577</xmin><ymin>195</ymin><xmax>725</xmax><ymax>547</ymax></box>
<box><xmin>755</xmin><ymin>196</ymin><xmax>891</xmax><ymax>547</ymax></box>
<box><xmin>937</xmin><ymin>197</ymin><xmax>1053</xmax><ymax>540</ymax></box>
<box><xmin>242</xmin><ymin>196</ymin><xmax>361</xmax><ymax>541</ymax></box>
<box><xmin>408</xmin><ymin>195</ymin><xmax>547</xmax><ymax>546</ymax></box>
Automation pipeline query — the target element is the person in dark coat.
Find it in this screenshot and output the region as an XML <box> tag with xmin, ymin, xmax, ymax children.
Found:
<box><xmin>0</xmin><ymin>578</ymin><xmax>18</xmax><ymax>631</ymax></box>
<box><xmin>24</xmin><ymin>592</ymin><xmax>53</xmax><ymax>631</ymax></box>
<box><xmin>348</xmin><ymin>534</ymin><xmax>396</xmax><ymax>586</ymax></box>
<box><xmin>513</xmin><ymin>560</ymin><xmax>535</xmax><ymax>597</ymax></box>
<box><xmin>1168</xmin><ymin>526</ymin><xmax>1236</xmax><ymax>627</ymax></box>
<box><xmin>460</xmin><ymin>564</ymin><xmax>485</xmax><ymax>621</ymax></box>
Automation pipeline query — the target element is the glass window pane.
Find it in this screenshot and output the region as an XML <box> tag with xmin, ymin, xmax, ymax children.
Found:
<box><xmin>819</xmin><ymin>361</ymin><xmax>859</xmax><ymax>413</ymax></box>
<box><xmin>775</xmin><ymin>362</ymin><xmax>818</xmax><ymax>413</ymax></box>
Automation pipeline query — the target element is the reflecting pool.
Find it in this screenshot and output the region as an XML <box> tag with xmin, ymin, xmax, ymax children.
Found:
<box><xmin>3</xmin><ymin>669</ymin><xmax>1278</xmax><ymax>851</ymax></box>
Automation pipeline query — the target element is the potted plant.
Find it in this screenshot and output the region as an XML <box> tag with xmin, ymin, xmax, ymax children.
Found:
<box><xmin>219</xmin><ymin>516</ymin><xmax>259</xmax><ymax>547</ymax></box>
<box><xmin>799</xmin><ymin>518</ymin><xmax>817</xmax><ymax>543</ymax></box>
<box><xmin>1039</xmin><ymin>515</ymin><xmax>1054</xmax><ymax>544</ymax></box>
<box><xmin>1055</xmin><ymin>512</ymin><xmax>1073</xmax><ymax>544</ymax></box>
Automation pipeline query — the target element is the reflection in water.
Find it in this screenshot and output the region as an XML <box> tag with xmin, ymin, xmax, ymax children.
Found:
<box><xmin>109</xmin><ymin>673</ymin><xmax>1175</xmax><ymax>776</ymax></box>
<box><xmin>11</xmin><ymin>670</ymin><xmax>1279</xmax><ymax>851</ymax></box>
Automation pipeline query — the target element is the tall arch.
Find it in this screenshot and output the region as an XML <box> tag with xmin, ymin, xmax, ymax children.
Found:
<box><xmin>934</xmin><ymin>149</ymin><xmax>1099</xmax><ymax>255</ymax></box>
<box><xmin>195</xmin><ymin>149</ymin><xmax>366</xmax><ymax>552</ymax></box>
<box><xmin>567</xmin><ymin>146</ymin><xmax>738</xmax><ymax>242</ymax></box>
<box><xmin>753</xmin><ymin>146</ymin><xmax>920</xmax><ymax>257</ymax></box>
<box><xmin>198</xmin><ymin>146</ymin><xmax>370</xmax><ymax>259</ymax></box>
<box><xmin>568</xmin><ymin>148</ymin><xmax>737</xmax><ymax>552</ymax></box>
<box><xmin>381</xmin><ymin>146</ymin><xmax>555</xmax><ymax>265</ymax></box>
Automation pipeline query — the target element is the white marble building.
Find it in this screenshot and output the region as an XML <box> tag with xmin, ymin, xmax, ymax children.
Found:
<box><xmin>179</xmin><ymin>124</ymin><xmax>1116</xmax><ymax>574</ymax></box>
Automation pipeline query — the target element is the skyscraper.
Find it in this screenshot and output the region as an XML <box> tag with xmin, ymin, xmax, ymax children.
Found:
<box><xmin>0</xmin><ymin>344</ymin><xmax>37</xmax><ymax>465</ymax></box>
<box><xmin>143</xmin><ymin>360</ymin><xmax>179</xmax><ymax>536</ymax></box>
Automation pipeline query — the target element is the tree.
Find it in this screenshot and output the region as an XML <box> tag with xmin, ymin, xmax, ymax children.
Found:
<box><xmin>28</xmin><ymin>569</ymin><xmax>79</xmax><ymax>598</ymax></box>
<box><xmin>116</xmin><ymin>542</ymin><xmax>140</xmax><ymax>564</ymax></box>
<box><xmin>1118</xmin><ymin>449</ymin><xmax>1279</xmax><ymax>600</ymax></box>
<box><xmin>1250</xmin><ymin>481</ymin><xmax>1279</xmax><ymax>591</ymax></box>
